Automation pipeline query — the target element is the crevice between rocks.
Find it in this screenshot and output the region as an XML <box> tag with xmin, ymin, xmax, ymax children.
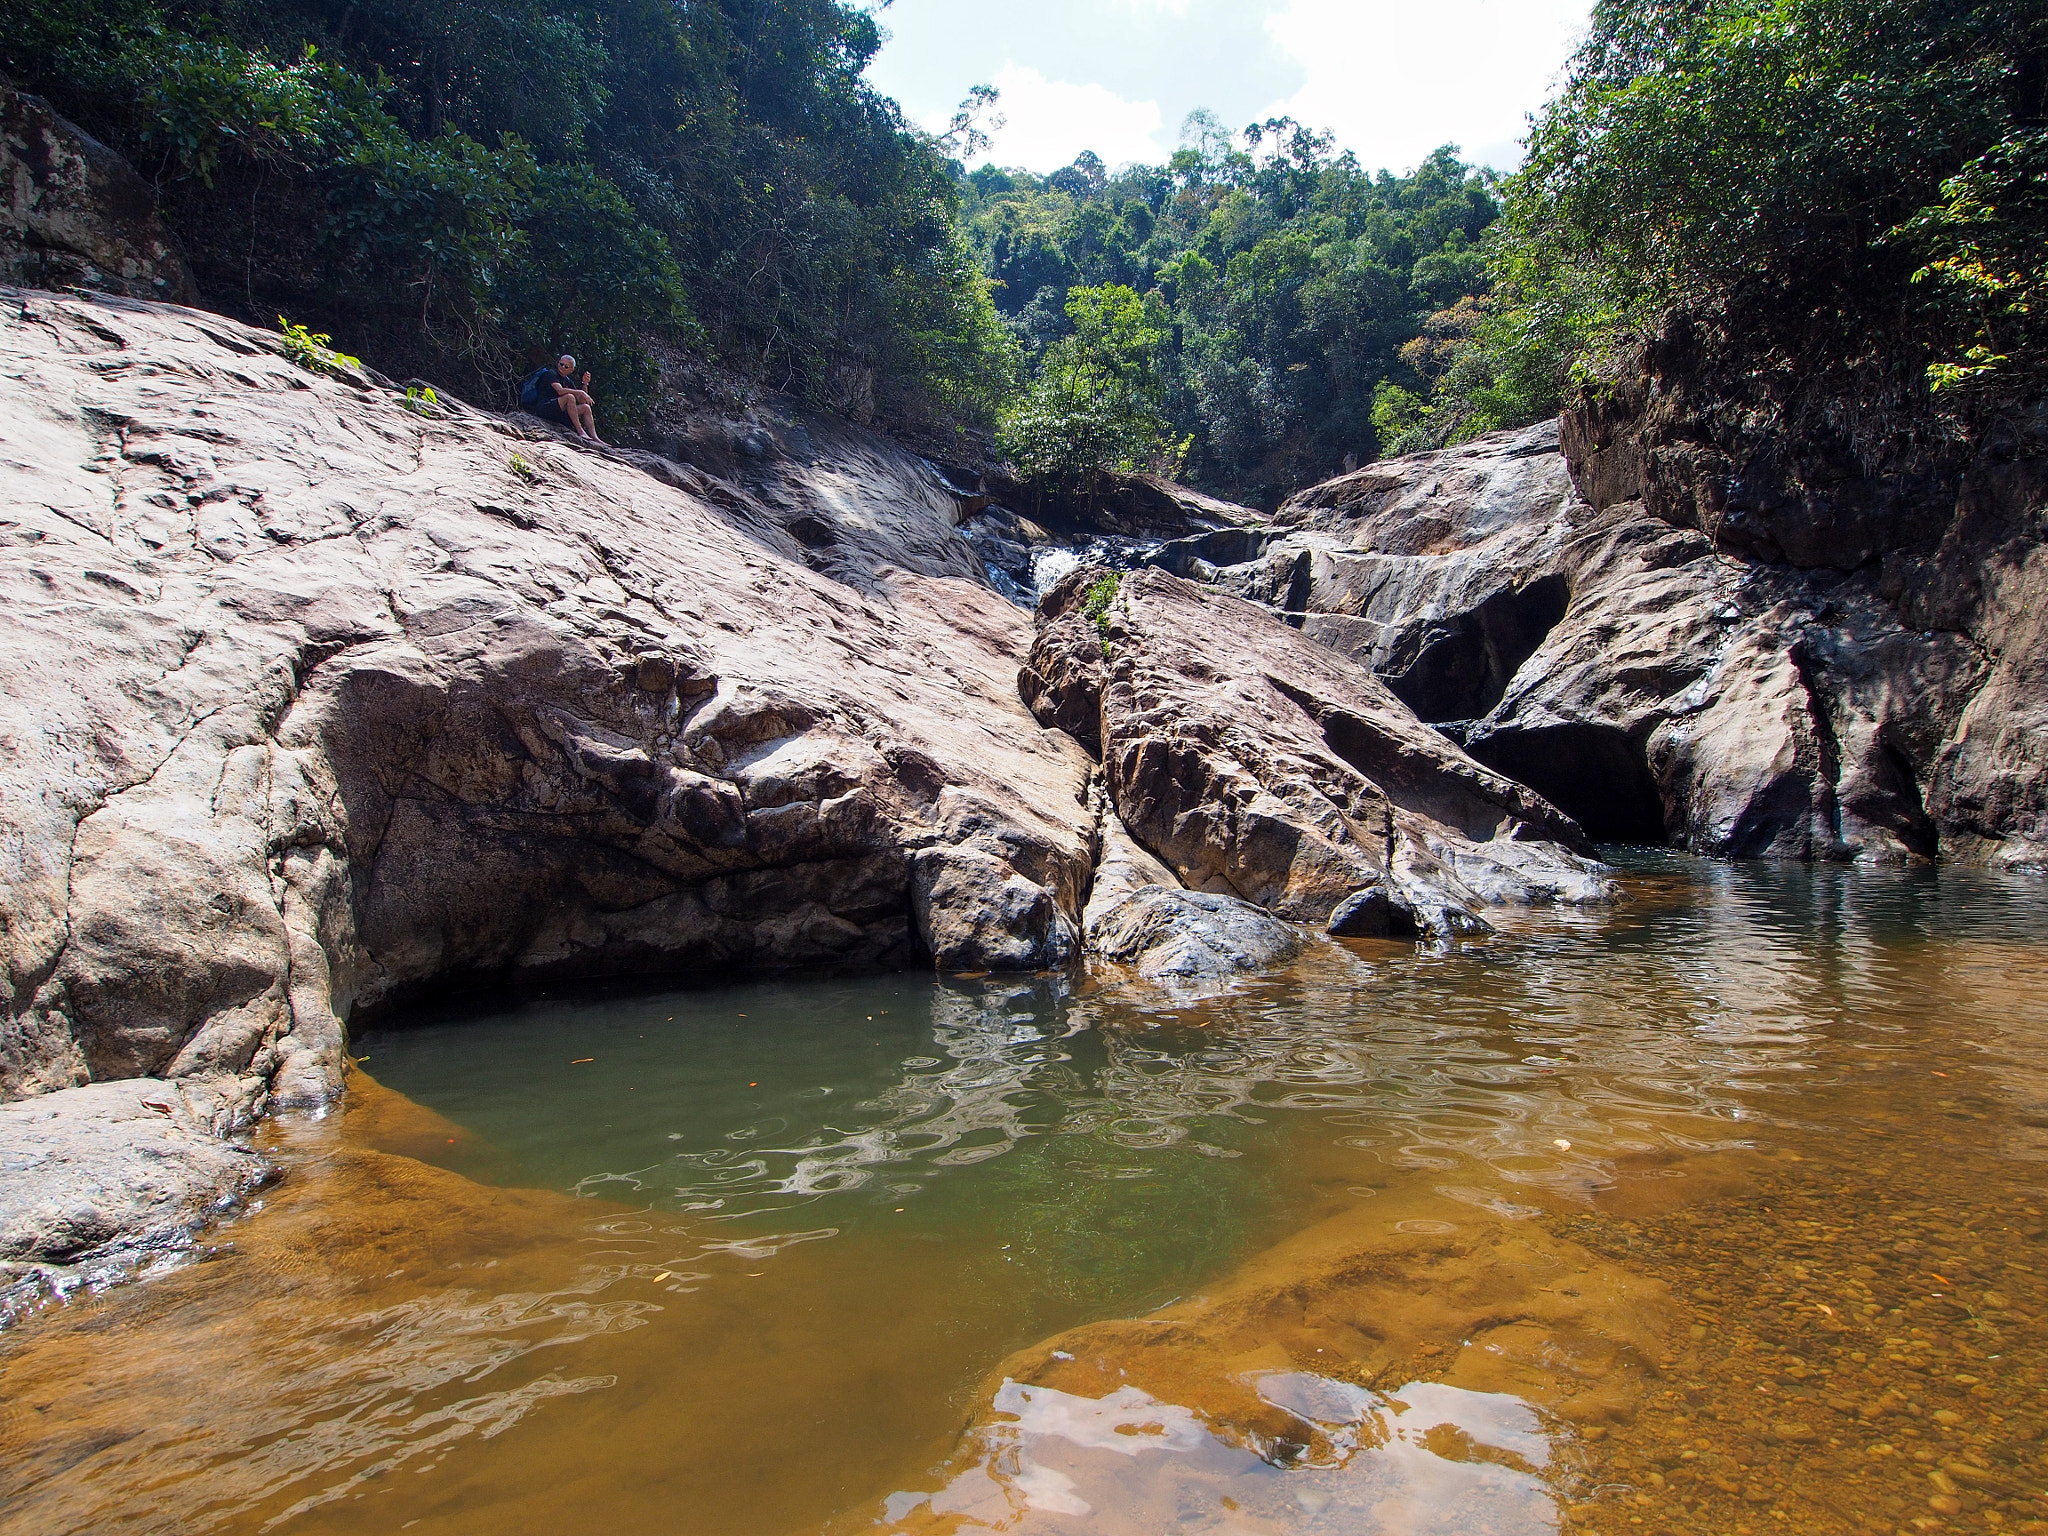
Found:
<box><xmin>1468</xmin><ymin>722</ymin><xmax>1667</xmax><ymax>846</ymax></box>
<box><xmin>1787</xmin><ymin>633</ymin><xmax>1848</xmax><ymax>853</ymax></box>
<box><xmin>1380</xmin><ymin>574</ymin><xmax>1572</xmax><ymax>726</ymax></box>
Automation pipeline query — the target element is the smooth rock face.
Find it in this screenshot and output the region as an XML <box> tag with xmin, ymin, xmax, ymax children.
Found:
<box><xmin>1082</xmin><ymin>811</ymin><xmax>1305</xmax><ymax>981</ymax></box>
<box><xmin>1023</xmin><ymin>566</ymin><xmax>1613</xmax><ymax>935</ymax></box>
<box><xmin>1181</xmin><ymin>421</ymin><xmax>2047</xmax><ymax>867</ymax></box>
<box><xmin>0</xmin><ymin>291</ymin><xmax>1097</xmax><ymax>1115</ymax></box>
<box><xmin>2</xmin><ymin>89</ymin><xmax>199</xmax><ymax>304</ymax></box>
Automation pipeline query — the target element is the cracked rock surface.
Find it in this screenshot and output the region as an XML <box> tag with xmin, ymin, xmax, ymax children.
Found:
<box><xmin>1179</xmin><ymin>421</ymin><xmax>2048</xmax><ymax>867</ymax></box>
<box><xmin>0</xmin><ymin>290</ymin><xmax>1100</xmax><ymax>1136</ymax></box>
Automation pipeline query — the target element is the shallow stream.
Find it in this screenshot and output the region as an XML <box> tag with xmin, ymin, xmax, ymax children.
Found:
<box><xmin>3</xmin><ymin>854</ymin><xmax>2047</xmax><ymax>1535</ymax></box>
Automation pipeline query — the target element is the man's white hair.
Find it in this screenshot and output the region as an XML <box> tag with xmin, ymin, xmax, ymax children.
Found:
<box><xmin>558</xmin><ymin>354</ymin><xmax>576</xmax><ymax>369</ymax></box>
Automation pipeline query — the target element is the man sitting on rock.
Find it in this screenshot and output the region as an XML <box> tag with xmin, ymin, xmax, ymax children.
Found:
<box><xmin>519</xmin><ymin>354</ymin><xmax>604</xmax><ymax>445</ymax></box>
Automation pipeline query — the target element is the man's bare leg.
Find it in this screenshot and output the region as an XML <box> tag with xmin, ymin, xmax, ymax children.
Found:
<box><xmin>549</xmin><ymin>390</ymin><xmax>588</xmax><ymax>440</ymax></box>
<box><xmin>560</xmin><ymin>390</ymin><xmax>601</xmax><ymax>442</ymax></box>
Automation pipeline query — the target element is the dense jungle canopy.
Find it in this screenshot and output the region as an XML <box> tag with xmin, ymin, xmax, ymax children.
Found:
<box><xmin>6</xmin><ymin>0</ymin><xmax>2041</xmax><ymax>501</ymax></box>
<box><xmin>6</xmin><ymin>0</ymin><xmax>1016</xmax><ymax>425</ymax></box>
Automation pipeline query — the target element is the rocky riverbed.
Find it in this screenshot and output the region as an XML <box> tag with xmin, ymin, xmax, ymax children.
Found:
<box><xmin>853</xmin><ymin>874</ymin><xmax>2048</xmax><ymax>1536</ymax></box>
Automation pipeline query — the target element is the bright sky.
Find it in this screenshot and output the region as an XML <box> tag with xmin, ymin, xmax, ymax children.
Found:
<box><xmin>863</xmin><ymin>0</ymin><xmax>1592</xmax><ymax>177</ymax></box>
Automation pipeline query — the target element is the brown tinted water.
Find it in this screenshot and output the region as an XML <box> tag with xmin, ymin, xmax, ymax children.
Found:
<box><xmin>2</xmin><ymin>854</ymin><xmax>2046</xmax><ymax>1536</ymax></box>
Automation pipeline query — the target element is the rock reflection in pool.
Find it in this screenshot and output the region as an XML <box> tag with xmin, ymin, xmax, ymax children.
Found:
<box><xmin>885</xmin><ymin>1373</ymin><xmax>1557</xmax><ymax>1534</ymax></box>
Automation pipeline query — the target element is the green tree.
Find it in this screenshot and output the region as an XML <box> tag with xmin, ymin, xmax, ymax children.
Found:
<box><xmin>999</xmin><ymin>285</ymin><xmax>1178</xmax><ymax>491</ymax></box>
<box><xmin>1426</xmin><ymin>0</ymin><xmax>2048</xmax><ymax>451</ymax></box>
<box><xmin>1895</xmin><ymin>129</ymin><xmax>2048</xmax><ymax>397</ymax></box>
<box><xmin>958</xmin><ymin>121</ymin><xmax>1503</xmax><ymax>503</ymax></box>
<box><xmin>4</xmin><ymin>0</ymin><xmax>1016</xmax><ymax>430</ymax></box>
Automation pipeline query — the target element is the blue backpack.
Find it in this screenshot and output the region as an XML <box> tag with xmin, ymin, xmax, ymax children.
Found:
<box><xmin>518</xmin><ymin>367</ymin><xmax>552</xmax><ymax>407</ymax></box>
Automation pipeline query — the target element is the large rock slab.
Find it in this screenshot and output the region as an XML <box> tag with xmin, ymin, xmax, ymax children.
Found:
<box><xmin>1179</xmin><ymin>421</ymin><xmax>2045</xmax><ymax>868</ymax></box>
<box><xmin>1023</xmin><ymin>566</ymin><xmax>1613</xmax><ymax>937</ymax></box>
<box><xmin>0</xmin><ymin>290</ymin><xmax>1097</xmax><ymax>1122</ymax></box>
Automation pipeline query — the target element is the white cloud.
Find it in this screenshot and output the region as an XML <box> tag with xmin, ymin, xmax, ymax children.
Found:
<box><xmin>1259</xmin><ymin>0</ymin><xmax>1590</xmax><ymax>172</ymax></box>
<box><xmin>926</xmin><ymin>64</ymin><xmax>1172</xmax><ymax>173</ymax></box>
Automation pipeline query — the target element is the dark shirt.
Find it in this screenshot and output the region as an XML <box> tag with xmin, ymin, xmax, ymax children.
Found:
<box><xmin>525</xmin><ymin>368</ymin><xmax>582</xmax><ymax>420</ymax></box>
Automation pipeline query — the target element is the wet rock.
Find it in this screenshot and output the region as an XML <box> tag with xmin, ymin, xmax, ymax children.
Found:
<box><xmin>954</xmin><ymin>485</ymin><xmax>1261</xmax><ymax>611</ymax></box>
<box><xmin>904</xmin><ymin>1188</ymin><xmax>1675</xmax><ymax>1522</ymax></box>
<box><xmin>0</xmin><ymin>1079</ymin><xmax>274</xmax><ymax>1295</ymax></box>
<box><xmin>1562</xmin><ymin>356</ymin><xmax>2047</xmax><ymax>865</ymax></box>
<box><xmin>914</xmin><ymin>846</ymin><xmax>1077</xmax><ymax>971</ymax></box>
<box><xmin>0</xmin><ymin>293</ymin><xmax>1097</xmax><ymax>1128</ymax></box>
<box><xmin>1327</xmin><ymin>886</ymin><xmax>1405</xmax><ymax>939</ymax></box>
<box><xmin>1</xmin><ymin>87</ymin><xmax>198</xmax><ymax>304</ymax></box>
<box><xmin>1023</xmin><ymin>565</ymin><xmax>1613</xmax><ymax>929</ymax></box>
<box><xmin>1083</xmin><ymin>812</ymin><xmax>1305</xmax><ymax>980</ymax></box>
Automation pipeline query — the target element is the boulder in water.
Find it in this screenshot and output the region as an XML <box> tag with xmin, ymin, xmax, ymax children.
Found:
<box><xmin>1022</xmin><ymin>564</ymin><xmax>1614</xmax><ymax>930</ymax></box>
<box><xmin>1082</xmin><ymin>812</ymin><xmax>1304</xmax><ymax>981</ymax></box>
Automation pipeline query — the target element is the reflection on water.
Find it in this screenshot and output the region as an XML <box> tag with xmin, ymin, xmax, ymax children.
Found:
<box><xmin>887</xmin><ymin>1374</ymin><xmax>1560</xmax><ymax>1535</ymax></box>
<box><xmin>655</xmin><ymin>983</ymin><xmax>1083</xmax><ymax>1211</ymax></box>
<box><xmin>0</xmin><ymin>855</ymin><xmax>2045</xmax><ymax>1536</ymax></box>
